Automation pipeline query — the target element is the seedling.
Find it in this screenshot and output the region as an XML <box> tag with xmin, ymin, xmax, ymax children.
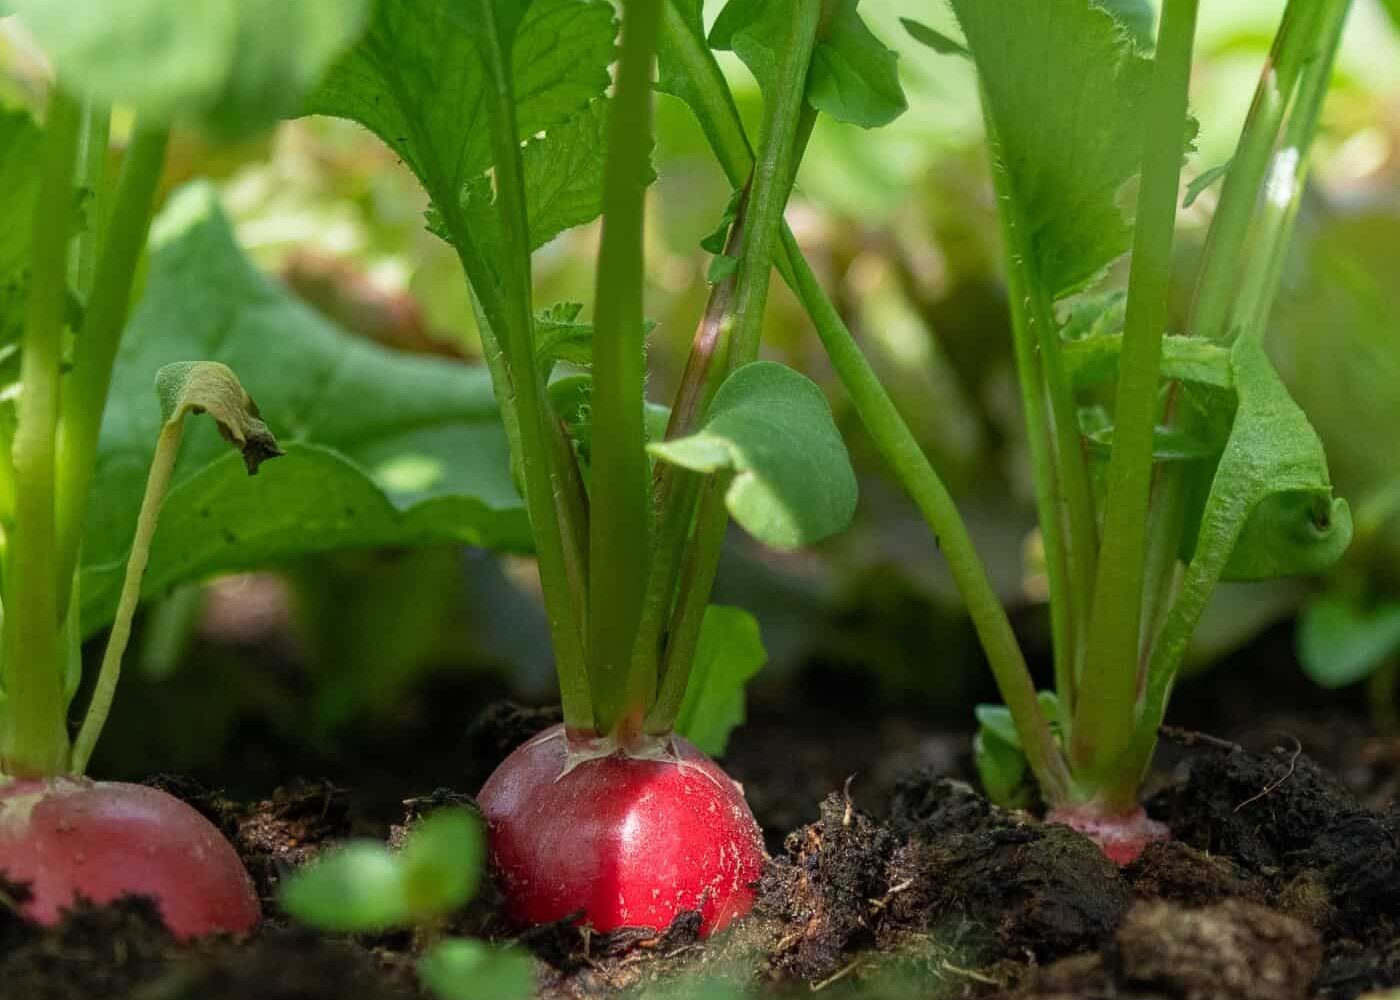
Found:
<box><xmin>303</xmin><ymin>0</ymin><xmax>917</xmax><ymax>934</ymax></box>
<box><xmin>0</xmin><ymin>0</ymin><xmax>368</xmax><ymax>936</ymax></box>
<box><xmin>283</xmin><ymin>807</ymin><xmax>535</xmax><ymax>1000</ymax></box>
<box><xmin>637</xmin><ymin>0</ymin><xmax>1357</xmax><ymax>861</ymax></box>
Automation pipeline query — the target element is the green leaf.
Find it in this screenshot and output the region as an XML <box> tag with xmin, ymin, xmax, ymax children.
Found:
<box><xmin>400</xmin><ymin>809</ymin><xmax>485</xmax><ymax>918</ymax></box>
<box><xmin>1179</xmin><ymin>340</ymin><xmax>1351</xmax><ymax>599</ymax></box>
<box><xmin>1098</xmin><ymin>0</ymin><xmax>1156</xmax><ymax>48</ymax></box>
<box><xmin>709</xmin><ymin>0</ymin><xmax>787</xmax><ymax>97</ymax></box>
<box><xmin>536</xmin><ymin>303</ymin><xmax>592</xmax><ymax>370</ymax></box>
<box><xmin>533</xmin><ymin>302</ymin><xmax>655</xmax><ymax>372</ymax></box>
<box><xmin>79</xmin><ymin>184</ymin><xmax>526</xmax><ymax>635</ymax></box>
<box><xmin>154</xmin><ymin>361</ymin><xmax>284</xmax><ymax>474</ymax></box>
<box><xmin>950</xmin><ymin>0</ymin><xmax>1185</xmax><ymax>298</ymax></box>
<box><xmin>10</xmin><ymin>0</ymin><xmax>370</xmax><ymax>137</ymax></box>
<box><xmin>1064</xmin><ymin>334</ymin><xmax>1233</xmax><ymax>391</ymax></box>
<box><xmin>716</xmin><ymin>0</ymin><xmax>906</xmax><ymax>127</ymax></box>
<box><xmin>1298</xmin><ymin>595</ymin><xmax>1400</xmax><ymax>689</ymax></box>
<box><xmin>974</xmin><ymin>730</ymin><xmax>1032</xmax><ymax>809</ymax></box>
<box><xmin>973</xmin><ymin>692</ymin><xmax>1062</xmax><ymax>809</ymax></box>
<box><xmin>900</xmin><ymin>17</ymin><xmax>969</xmax><ymax>59</ymax></box>
<box><xmin>1183</xmin><ymin>158</ymin><xmax>1231</xmax><ymax>208</ymax></box>
<box><xmin>444</xmin><ymin>98</ymin><xmax>642</xmax><ymax>257</ymax></box>
<box><xmin>1204</xmin><ymin>340</ymin><xmax>1355</xmax><ymax>585</ymax></box>
<box><xmin>418</xmin><ymin>940</ymin><xmax>534</xmax><ymax>1000</ymax></box>
<box><xmin>649</xmin><ymin>361</ymin><xmax>857</xmax><ymax>549</ymax></box>
<box><xmin>307</xmin><ymin>0</ymin><xmax>616</xmax><ymax>242</ymax></box>
<box><xmin>675</xmin><ymin>605</ymin><xmax>767</xmax><ymax>756</ymax></box>
<box><xmin>280</xmin><ymin>842</ymin><xmax>412</xmax><ymax>932</ymax></box>
<box><xmin>807</xmin><ymin>1</ymin><xmax>907</xmax><ymax>129</ymax></box>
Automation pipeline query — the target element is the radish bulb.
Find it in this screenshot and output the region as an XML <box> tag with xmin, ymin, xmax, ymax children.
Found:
<box><xmin>0</xmin><ymin>777</ymin><xmax>261</xmax><ymax>938</ymax></box>
<box><xmin>478</xmin><ymin>725</ymin><xmax>765</xmax><ymax>937</ymax></box>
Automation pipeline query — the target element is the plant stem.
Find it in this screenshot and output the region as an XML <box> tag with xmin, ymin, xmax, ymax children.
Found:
<box><xmin>588</xmin><ymin>0</ymin><xmax>663</xmax><ymax>738</ymax></box>
<box><xmin>1108</xmin><ymin>0</ymin><xmax>1349</xmax><ymax>801</ymax></box>
<box><xmin>70</xmin><ymin>420</ymin><xmax>183</xmax><ymax>774</ymax></box>
<box><xmin>645</xmin><ymin>0</ymin><xmax>821</xmax><ymax>736</ymax></box>
<box><xmin>70</xmin><ymin>101</ymin><xmax>111</xmax><ymax>297</ymax></box>
<box><xmin>650</xmin><ymin>0</ymin><xmax>1071</xmax><ymax>798</ymax></box>
<box><xmin>1069</xmin><ymin>0</ymin><xmax>1199</xmax><ymax>805</ymax></box>
<box><xmin>785</xmin><ymin>230</ymin><xmax>1072</xmax><ymax>800</ymax></box>
<box><xmin>984</xmin><ymin>119</ymin><xmax>1079</xmax><ymax>719</ymax></box>
<box><xmin>54</xmin><ymin>124</ymin><xmax>170</xmax><ymax>619</ymax></box>
<box><xmin>1187</xmin><ymin>0</ymin><xmax>1327</xmax><ymax>344</ymax></box>
<box><xmin>631</xmin><ymin>212</ymin><xmax>746</xmax><ymax>715</ymax></box>
<box><xmin>1233</xmin><ymin>0</ymin><xmax>1351</xmax><ymax>345</ymax></box>
<box><xmin>646</xmin><ymin>476</ymin><xmax>730</xmax><ymax>733</ymax></box>
<box><xmin>473</xmin><ymin>0</ymin><xmax>592</xmax><ymax>730</ymax></box>
<box><xmin>0</xmin><ymin>88</ymin><xmax>82</xmax><ymax>778</ymax></box>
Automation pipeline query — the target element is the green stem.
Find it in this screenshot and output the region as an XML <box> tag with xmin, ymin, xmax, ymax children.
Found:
<box><xmin>631</xmin><ymin>216</ymin><xmax>746</xmax><ymax>715</ymax></box>
<box><xmin>1031</xmin><ymin>276</ymin><xmax>1098</xmax><ymax>699</ymax></box>
<box><xmin>785</xmin><ymin>231</ymin><xmax>1072</xmax><ymax>801</ymax></box>
<box><xmin>1187</xmin><ymin>0</ymin><xmax>1327</xmax><ymax>343</ymax></box>
<box><xmin>984</xmin><ymin>118</ymin><xmax>1079</xmax><ymax>719</ymax></box>
<box><xmin>646</xmin><ymin>477</ymin><xmax>729</xmax><ymax>734</ymax></box>
<box><xmin>1070</xmin><ymin>0</ymin><xmax>1199</xmax><ymax>805</ymax></box>
<box><xmin>589</xmin><ymin>0</ymin><xmax>663</xmax><ymax>739</ymax></box>
<box><xmin>473</xmin><ymin>0</ymin><xmax>592</xmax><ymax>730</ymax></box>
<box><xmin>0</xmin><ymin>89</ymin><xmax>82</xmax><ymax>778</ymax></box>
<box><xmin>70</xmin><ymin>420</ymin><xmax>183</xmax><ymax>774</ymax></box>
<box><xmin>1118</xmin><ymin>3</ymin><xmax>1351</xmax><ymax>799</ymax></box>
<box><xmin>1233</xmin><ymin>0</ymin><xmax>1351</xmax><ymax>345</ymax></box>
<box><xmin>54</xmin><ymin>124</ymin><xmax>170</xmax><ymax>619</ymax></box>
<box><xmin>645</xmin><ymin>0</ymin><xmax>821</xmax><ymax>737</ymax></box>
<box><xmin>70</xmin><ymin>101</ymin><xmax>111</xmax><ymax>297</ymax></box>
<box><xmin>650</xmin><ymin>0</ymin><xmax>1071</xmax><ymax>799</ymax></box>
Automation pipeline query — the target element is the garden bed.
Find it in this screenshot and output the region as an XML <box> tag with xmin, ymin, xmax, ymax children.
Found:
<box><xmin>6</xmin><ymin>659</ymin><xmax>1400</xmax><ymax>1000</ymax></box>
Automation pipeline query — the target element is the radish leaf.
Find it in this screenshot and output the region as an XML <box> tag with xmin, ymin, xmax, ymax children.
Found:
<box><xmin>949</xmin><ymin>0</ymin><xmax>1188</xmax><ymax>299</ymax></box>
<box><xmin>1154</xmin><ymin>340</ymin><xmax>1352</xmax><ymax>675</ymax></box>
<box><xmin>1298</xmin><ymin>595</ymin><xmax>1400</xmax><ymax>689</ymax></box>
<box><xmin>649</xmin><ymin>361</ymin><xmax>857</xmax><ymax>549</ymax></box>
<box><xmin>675</xmin><ymin>605</ymin><xmax>766</xmax><ymax>756</ymax></box>
<box><xmin>79</xmin><ymin>185</ymin><xmax>525</xmax><ymax>635</ymax></box>
<box><xmin>307</xmin><ymin>0</ymin><xmax>615</xmax><ymax>244</ymax></box>
<box><xmin>8</xmin><ymin>0</ymin><xmax>370</xmax><ymax>137</ymax></box>
<box><xmin>419</xmin><ymin>940</ymin><xmax>533</xmax><ymax>1000</ymax></box>
<box><xmin>807</xmin><ymin>0</ymin><xmax>907</xmax><ymax>129</ymax></box>
<box><xmin>714</xmin><ymin>0</ymin><xmax>906</xmax><ymax>127</ymax></box>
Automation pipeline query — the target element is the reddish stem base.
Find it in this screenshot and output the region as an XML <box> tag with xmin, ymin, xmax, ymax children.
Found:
<box><xmin>1045</xmin><ymin>804</ymin><xmax>1170</xmax><ymax>865</ymax></box>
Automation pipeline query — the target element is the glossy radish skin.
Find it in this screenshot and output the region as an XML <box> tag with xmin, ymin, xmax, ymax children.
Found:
<box><xmin>0</xmin><ymin>778</ymin><xmax>261</xmax><ymax>938</ymax></box>
<box><xmin>1045</xmin><ymin>804</ymin><xmax>1170</xmax><ymax>865</ymax></box>
<box><xmin>478</xmin><ymin>724</ymin><xmax>766</xmax><ymax>937</ymax></box>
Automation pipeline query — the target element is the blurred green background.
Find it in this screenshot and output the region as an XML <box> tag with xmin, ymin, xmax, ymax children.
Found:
<box><xmin>3</xmin><ymin>0</ymin><xmax>1398</xmax><ymax>790</ymax></box>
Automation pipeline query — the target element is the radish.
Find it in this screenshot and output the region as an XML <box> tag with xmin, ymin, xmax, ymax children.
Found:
<box><xmin>478</xmin><ymin>725</ymin><xmax>765</xmax><ymax>936</ymax></box>
<box><xmin>0</xmin><ymin>778</ymin><xmax>261</xmax><ymax>938</ymax></box>
<box><xmin>0</xmin><ymin>363</ymin><xmax>278</xmax><ymax>940</ymax></box>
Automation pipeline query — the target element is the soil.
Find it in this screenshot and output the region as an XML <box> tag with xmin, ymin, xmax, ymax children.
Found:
<box><xmin>7</xmin><ymin>665</ymin><xmax>1400</xmax><ymax>1000</ymax></box>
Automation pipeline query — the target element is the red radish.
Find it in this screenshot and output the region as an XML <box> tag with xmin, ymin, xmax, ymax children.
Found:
<box><xmin>0</xmin><ymin>777</ymin><xmax>261</xmax><ymax>939</ymax></box>
<box><xmin>1045</xmin><ymin>804</ymin><xmax>1170</xmax><ymax>865</ymax></box>
<box><xmin>478</xmin><ymin>724</ymin><xmax>765</xmax><ymax>937</ymax></box>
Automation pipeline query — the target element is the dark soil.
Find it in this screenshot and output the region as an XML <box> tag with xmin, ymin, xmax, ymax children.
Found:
<box><xmin>6</xmin><ymin>695</ymin><xmax>1400</xmax><ymax>1000</ymax></box>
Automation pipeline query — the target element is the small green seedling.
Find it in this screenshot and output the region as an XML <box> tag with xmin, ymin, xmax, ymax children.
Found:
<box><xmin>282</xmin><ymin>807</ymin><xmax>533</xmax><ymax>1000</ymax></box>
